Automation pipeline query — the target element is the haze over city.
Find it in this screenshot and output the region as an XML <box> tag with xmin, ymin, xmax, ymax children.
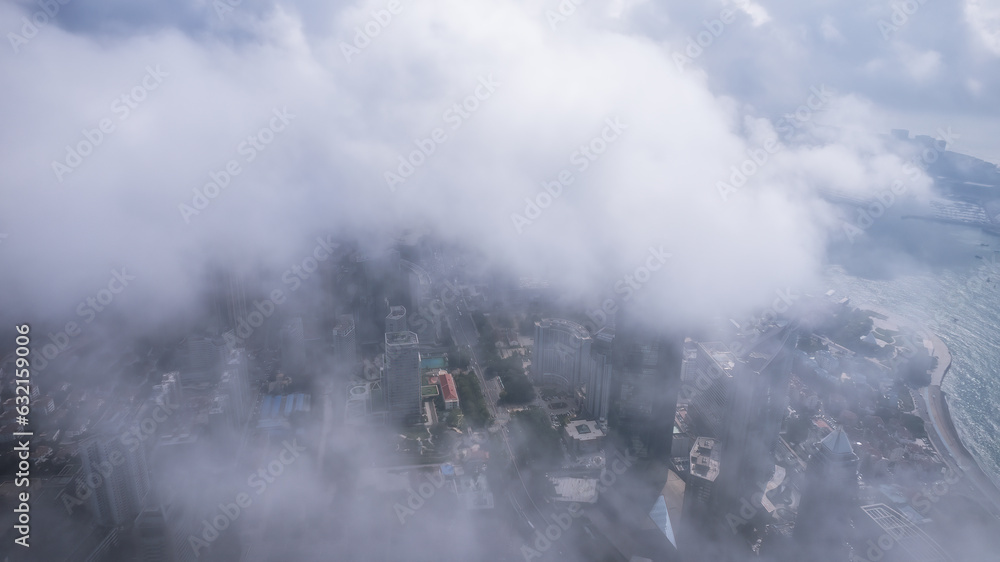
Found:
<box><xmin>2</xmin><ymin>1</ymin><xmax>1000</xmax><ymax>561</ymax></box>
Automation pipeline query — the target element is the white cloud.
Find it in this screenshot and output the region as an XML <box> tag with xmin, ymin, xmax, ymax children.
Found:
<box><xmin>966</xmin><ymin>0</ymin><xmax>1000</xmax><ymax>56</ymax></box>
<box><xmin>0</xmin><ymin>0</ymin><xmax>967</xmax><ymax>330</ymax></box>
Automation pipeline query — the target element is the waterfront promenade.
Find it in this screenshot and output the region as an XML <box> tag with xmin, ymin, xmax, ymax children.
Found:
<box><xmin>861</xmin><ymin>305</ymin><xmax>1000</xmax><ymax>516</ymax></box>
<box><xmin>920</xmin><ymin>331</ymin><xmax>1000</xmax><ymax>516</ymax></box>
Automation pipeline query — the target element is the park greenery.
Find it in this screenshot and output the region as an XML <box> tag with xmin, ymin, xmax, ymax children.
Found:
<box><xmin>510</xmin><ymin>407</ymin><xmax>564</xmax><ymax>470</ymax></box>
<box><xmin>472</xmin><ymin>312</ymin><xmax>536</xmax><ymax>405</ymax></box>
<box><xmin>453</xmin><ymin>370</ymin><xmax>492</xmax><ymax>428</ymax></box>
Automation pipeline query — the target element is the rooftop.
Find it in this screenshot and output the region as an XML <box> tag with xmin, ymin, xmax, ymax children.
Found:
<box><xmin>385</xmin><ymin>331</ymin><xmax>419</xmax><ymax>346</ymax></box>
<box><xmin>820</xmin><ymin>426</ymin><xmax>856</xmax><ymax>456</ymax></box>
<box><xmin>549</xmin><ymin>476</ymin><xmax>599</xmax><ymax>503</ymax></box>
<box><xmin>333</xmin><ymin>315</ymin><xmax>354</xmax><ymax>335</ymax></box>
<box><xmin>537</xmin><ymin>318</ymin><xmax>592</xmax><ymax>340</ymax></box>
<box><xmin>438</xmin><ymin>371</ymin><xmax>459</xmax><ymax>403</ymax></box>
<box><xmin>699</xmin><ymin>341</ymin><xmax>736</xmax><ymax>372</ymax></box>
<box><xmin>566</xmin><ymin>420</ymin><xmax>605</xmax><ymax>441</ymax></box>
<box><xmin>689</xmin><ymin>437</ymin><xmax>721</xmax><ymax>482</ymax></box>
<box><xmin>859</xmin><ymin>504</ymin><xmax>950</xmax><ymax>562</ymax></box>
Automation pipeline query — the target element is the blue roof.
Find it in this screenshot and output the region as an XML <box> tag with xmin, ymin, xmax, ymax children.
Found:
<box><xmin>648</xmin><ymin>496</ymin><xmax>676</xmax><ymax>548</ymax></box>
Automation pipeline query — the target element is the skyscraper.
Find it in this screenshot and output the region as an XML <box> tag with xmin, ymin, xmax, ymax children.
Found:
<box><xmin>134</xmin><ymin>506</ymin><xmax>173</xmax><ymax>562</ymax></box>
<box><xmin>153</xmin><ymin>372</ymin><xmax>183</xmax><ymax>411</ymax></box>
<box><xmin>685</xmin><ymin>341</ymin><xmax>737</xmax><ymax>438</ymax></box>
<box><xmin>219</xmin><ymin>349</ymin><xmax>251</xmax><ymax>424</ymax></box>
<box><xmin>532</xmin><ymin>318</ymin><xmax>592</xmax><ymax>390</ymax></box>
<box><xmin>586</xmin><ymin>326</ymin><xmax>615</xmax><ymax>422</ymax></box>
<box><xmin>386</xmin><ymin>305</ymin><xmax>407</xmax><ymax>334</ymax></box>
<box><xmin>333</xmin><ymin>314</ymin><xmax>358</xmax><ymax>367</ymax></box>
<box><xmin>186</xmin><ymin>336</ymin><xmax>222</xmax><ymax>377</ymax></box>
<box><xmin>226</xmin><ymin>269</ymin><xmax>248</xmax><ymax>335</ymax></box>
<box><xmin>612</xmin><ymin>323</ymin><xmax>681</xmax><ymax>460</ymax></box>
<box><xmin>281</xmin><ymin>317</ymin><xmax>306</xmax><ymax>373</ymax></box>
<box><xmin>680</xmin><ymin>437</ymin><xmax>722</xmax><ymax>558</ymax></box>
<box><xmin>680</xmin><ymin>338</ymin><xmax>699</xmax><ymax>385</ymax></box>
<box><xmin>79</xmin><ymin>419</ymin><xmax>151</xmax><ymax>526</ymax></box>
<box><xmin>794</xmin><ymin>426</ymin><xmax>860</xmax><ymax>562</ymax></box>
<box><xmin>384</xmin><ymin>331</ymin><xmax>421</xmax><ymax>425</ymax></box>
<box><xmin>209</xmin><ymin>266</ymin><xmax>249</xmax><ymax>335</ymax></box>
<box><xmin>705</xmin><ymin>325</ymin><xmax>797</xmax><ymax>556</ymax></box>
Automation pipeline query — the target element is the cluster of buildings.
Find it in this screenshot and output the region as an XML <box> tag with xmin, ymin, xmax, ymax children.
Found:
<box><xmin>663</xmin><ymin>305</ymin><xmax>954</xmax><ymax>561</ymax></box>
<box><xmin>520</xmin><ymin>289</ymin><xmax>955</xmax><ymax>561</ymax></box>
<box><xmin>344</xmin><ymin>302</ymin><xmax>460</xmax><ymax>428</ymax></box>
<box><xmin>530</xmin><ymin>319</ymin><xmax>615</xmax><ymax>423</ymax></box>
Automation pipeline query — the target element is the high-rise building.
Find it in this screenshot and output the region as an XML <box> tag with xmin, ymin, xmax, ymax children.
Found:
<box><xmin>709</xmin><ymin>325</ymin><xmax>797</xmax><ymax>553</ymax></box>
<box><xmin>357</xmin><ymin>248</ymin><xmax>408</xmax><ymax>346</ymax></box>
<box><xmin>612</xmin><ymin>323</ymin><xmax>682</xmax><ymax>461</ymax></box>
<box><xmin>680</xmin><ymin>338</ymin><xmax>699</xmax><ymax>385</ymax></box>
<box><xmin>207</xmin><ymin>266</ymin><xmax>251</xmax><ymax>338</ymax></box>
<box><xmin>79</xmin><ymin>419</ymin><xmax>151</xmax><ymax>527</ymax></box>
<box><xmin>134</xmin><ymin>506</ymin><xmax>173</xmax><ymax>562</ymax></box>
<box><xmin>333</xmin><ymin>314</ymin><xmax>358</xmax><ymax>367</ymax></box>
<box><xmin>401</xmin><ymin>259</ymin><xmax>441</xmax><ymax>345</ymax></box>
<box><xmin>226</xmin><ymin>269</ymin><xmax>249</xmax><ymax>334</ymax></box>
<box><xmin>386</xmin><ymin>305</ymin><xmax>407</xmax><ymax>334</ymax></box>
<box><xmin>532</xmin><ymin>319</ymin><xmax>592</xmax><ymax>390</ymax></box>
<box><xmin>679</xmin><ymin>437</ymin><xmax>722</xmax><ymax>557</ymax></box>
<box><xmin>384</xmin><ymin>331</ymin><xmax>421</xmax><ymax>425</ymax></box>
<box><xmin>210</xmin><ymin>353</ymin><xmax>250</xmax><ymax>439</ymax></box>
<box><xmin>280</xmin><ymin>317</ymin><xmax>306</xmax><ymax>373</ymax></box>
<box><xmin>186</xmin><ymin>336</ymin><xmax>222</xmax><ymax>376</ymax></box>
<box><xmin>685</xmin><ymin>341</ymin><xmax>737</xmax><ymax>438</ymax></box>
<box><xmin>794</xmin><ymin>426</ymin><xmax>860</xmax><ymax>561</ymax></box>
<box><xmin>586</xmin><ymin>327</ymin><xmax>614</xmax><ymax>422</ymax></box>
<box><xmin>219</xmin><ymin>349</ymin><xmax>251</xmax><ymax>424</ymax></box>
<box><xmin>153</xmin><ymin>372</ymin><xmax>183</xmax><ymax>411</ymax></box>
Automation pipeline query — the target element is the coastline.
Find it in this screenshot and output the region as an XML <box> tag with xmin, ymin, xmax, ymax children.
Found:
<box><xmin>918</xmin><ymin>330</ymin><xmax>1000</xmax><ymax>516</ymax></box>
<box><xmin>865</xmin><ymin>304</ymin><xmax>1000</xmax><ymax>517</ymax></box>
<box><xmin>858</xmin><ymin>305</ymin><xmax>1000</xmax><ymax>516</ymax></box>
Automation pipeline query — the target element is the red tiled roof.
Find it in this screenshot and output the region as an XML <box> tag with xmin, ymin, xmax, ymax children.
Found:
<box><xmin>440</xmin><ymin>372</ymin><xmax>459</xmax><ymax>402</ymax></box>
